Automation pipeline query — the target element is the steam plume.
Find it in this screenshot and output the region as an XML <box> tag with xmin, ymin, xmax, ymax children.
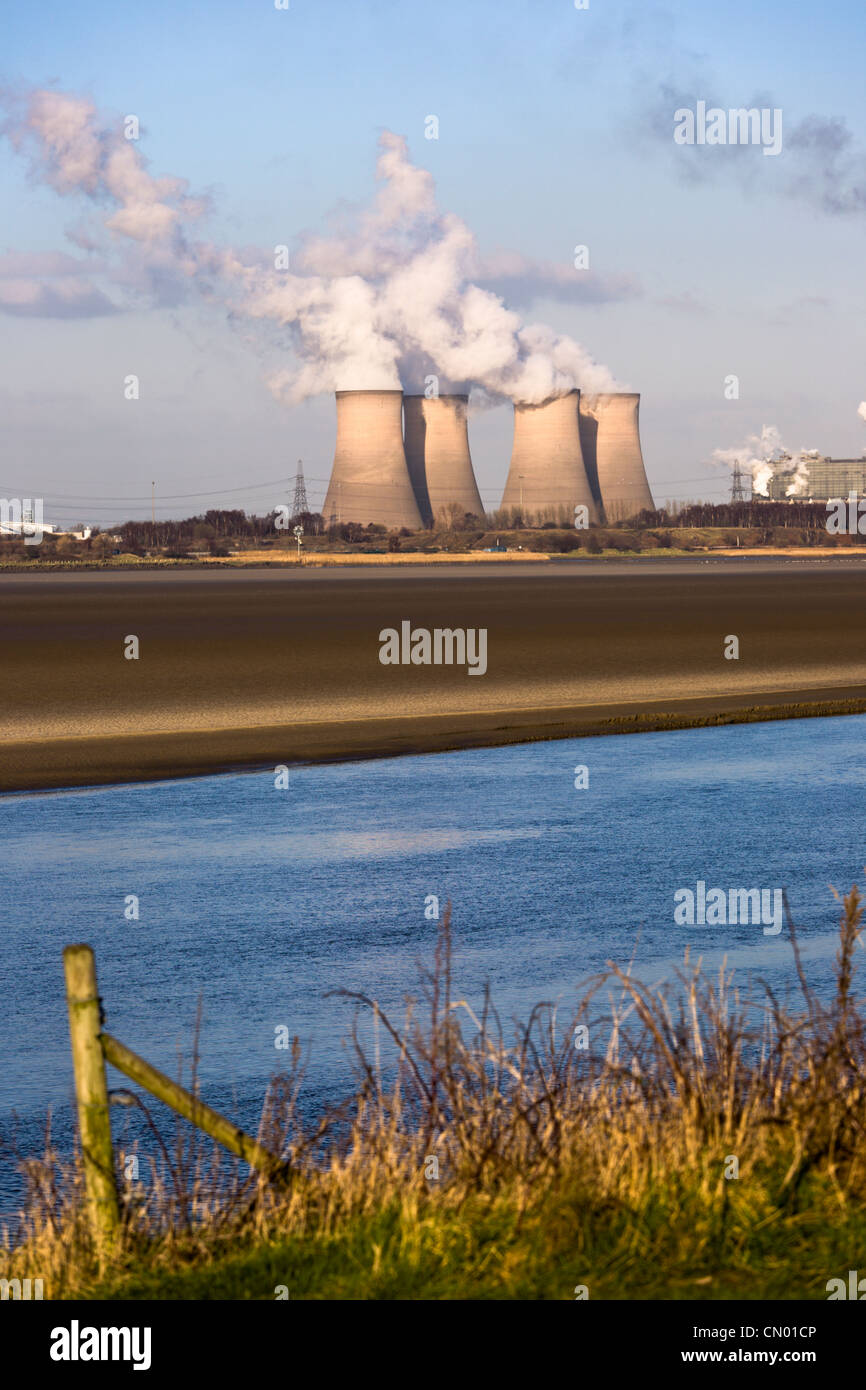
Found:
<box><xmin>228</xmin><ymin>132</ymin><xmax>620</xmax><ymax>404</ymax></box>
<box><xmin>0</xmin><ymin>89</ymin><xmax>620</xmax><ymax>404</ymax></box>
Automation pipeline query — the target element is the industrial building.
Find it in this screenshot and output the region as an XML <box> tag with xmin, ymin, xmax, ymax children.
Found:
<box><xmin>322</xmin><ymin>390</ymin><xmax>422</xmax><ymax>530</ymax></box>
<box><xmin>403</xmin><ymin>394</ymin><xmax>484</xmax><ymax>526</ymax></box>
<box><xmin>765</xmin><ymin>456</ymin><xmax>866</xmax><ymax>502</ymax></box>
<box><xmin>319</xmin><ymin>383</ymin><xmax>654</xmax><ymax>531</ymax></box>
<box><xmin>578</xmin><ymin>392</ymin><xmax>655</xmax><ymax>522</ymax></box>
<box><xmin>500</xmin><ymin>390</ymin><xmax>600</xmax><ymax>524</ymax></box>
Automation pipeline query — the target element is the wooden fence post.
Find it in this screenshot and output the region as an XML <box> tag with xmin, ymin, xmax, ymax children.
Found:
<box><xmin>100</xmin><ymin>1032</ymin><xmax>292</xmax><ymax>1184</ymax></box>
<box><xmin>63</xmin><ymin>944</ymin><xmax>119</xmax><ymax>1256</ymax></box>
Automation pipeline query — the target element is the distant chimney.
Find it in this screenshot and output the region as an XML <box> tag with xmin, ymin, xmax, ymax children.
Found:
<box><xmin>578</xmin><ymin>392</ymin><xmax>654</xmax><ymax>522</ymax></box>
<box><xmin>322</xmin><ymin>390</ymin><xmax>422</xmax><ymax>530</ymax></box>
<box><xmin>500</xmin><ymin>390</ymin><xmax>600</xmax><ymax>524</ymax></box>
<box><xmin>403</xmin><ymin>394</ymin><xmax>484</xmax><ymax>526</ymax></box>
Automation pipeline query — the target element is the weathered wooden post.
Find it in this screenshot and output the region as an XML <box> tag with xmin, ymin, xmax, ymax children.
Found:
<box><xmin>100</xmin><ymin>1033</ymin><xmax>292</xmax><ymax>1183</ymax></box>
<box><xmin>63</xmin><ymin>944</ymin><xmax>119</xmax><ymax>1256</ymax></box>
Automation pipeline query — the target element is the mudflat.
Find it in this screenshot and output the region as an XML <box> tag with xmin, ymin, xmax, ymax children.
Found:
<box><xmin>3</xmin><ymin>557</ymin><xmax>866</xmax><ymax>791</ymax></box>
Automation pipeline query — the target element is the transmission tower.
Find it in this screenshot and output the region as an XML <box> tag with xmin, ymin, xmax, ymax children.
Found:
<box><xmin>730</xmin><ymin>460</ymin><xmax>750</xmax><ymax>503</ymax></box>
<box><xmin>292</xmin><ymin>460</ymin><xmax>308</xmax><ymax>518</ymax></box>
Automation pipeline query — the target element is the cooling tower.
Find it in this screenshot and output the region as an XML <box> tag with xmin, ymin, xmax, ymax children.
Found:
<box><xmin>578</xmin><ymin>392</ymin><xmax>655</xmax><ymax>522</ymax></box>
<box><xmin>322</xmin><ymin>390</ymin><xmax>422</xmax><ymax>530</ymax></box>
<box><xmin>500</xmin><ymin>390</ymin><xmax>600</xmax><ymax>524</ymax></box>
<box><xmin>403</xmin><ymin>394</ymin><xmax>485</xmax><ymax>526</ymax></box>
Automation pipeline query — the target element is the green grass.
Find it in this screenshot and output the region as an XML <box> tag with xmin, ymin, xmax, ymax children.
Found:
<box><xmin>80</xmin><ymin>1170</ymin><xmax>864</xmax><ymax>1301</ymax></box>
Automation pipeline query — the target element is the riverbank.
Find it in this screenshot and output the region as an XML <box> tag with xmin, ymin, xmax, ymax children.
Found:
<box><xmin>6</xmin><ymin>891</ymin><xmax>865</xmax><ymax>1301</ymax></box>
<box><xmin>3</xmin><ymin>559</ymin><xmax>866</xmax><ymax>792</ymax></box>
<box><xmin>5</xmin><ymin>690</ymin><xmax>866</xmax><ymax>793</ymax></box>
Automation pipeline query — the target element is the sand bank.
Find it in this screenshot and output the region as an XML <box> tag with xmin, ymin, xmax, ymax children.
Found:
<box><xmin>3</xmin><ymin>559</ymin><xmax>866</xmax><ymax>791</ymax></box>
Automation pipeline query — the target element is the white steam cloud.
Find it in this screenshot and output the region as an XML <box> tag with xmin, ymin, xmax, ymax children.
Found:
<box><xmin>0</xmin><ymin>89</ymin><xmax>619</xmax><ymax>404</ymax></box>
<box><xmin>858</xmin><ymin>401</ymin><xmax>866</xmax><ymax>423</ymax></box>
<box><xmin>224</xmin><ymin>131</ymin><xmax>619</xmax><ymax>403</ymax></box>
<box><xmin>4</xmin><ymin>89</ymin><xmax>207</xmax><ymax>246</ymax></box>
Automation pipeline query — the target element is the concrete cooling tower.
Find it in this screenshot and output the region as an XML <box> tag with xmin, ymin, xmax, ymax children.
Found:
<box><xmin>500</xmin><ymin>390</ymin><xmax>600</xmax><ymax>524</ymax></box>
<box><xmin>322</xmin><ymin>390</ymin><xmax>422</xmax><ymax>530</ymax></box>
<box><xmin>403</xmin><ymin>394</ymin><xmax>485</xmax><ymax>526</ymax></box>
<box><xmin>578</xmin><ymin>392</ymin><xmax>654</xmax><ymax>522</ymax></box>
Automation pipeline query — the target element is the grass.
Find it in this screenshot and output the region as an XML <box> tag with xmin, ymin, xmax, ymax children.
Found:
<box><xmin>4</xmin><ymin>891</ymin><xmax>866</xmax><ymax>1301</ymax></box>
<box><xmin>78</xmin><ymin>1165</ymin><xmax>866</xmax><ymax>1301</ymax></box>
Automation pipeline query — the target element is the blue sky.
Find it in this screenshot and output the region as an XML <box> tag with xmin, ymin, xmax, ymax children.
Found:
<box><xmin>1</xmin><ymin>0</ymin><xmax>864</xmax><ymax>524</ymax></box>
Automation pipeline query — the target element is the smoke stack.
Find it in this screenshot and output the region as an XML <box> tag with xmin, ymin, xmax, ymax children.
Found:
<box><xmin>403</xmin><ymin>394</ymin><xmax>484</xmax><ymax>526</ymax></box>
<box><xmin>500</xmin><ymin>390</ymin><xmax>600</xmax><ymax>524</ymax></box>
<box><xmin>578</xmin><ymin>392</ymin><xmax>654</xmax><ymax>522</ymax></box>
<box><xmin>322</xmin><ymin>390</ymin><xmax>422</xmax><ymax>530</ymax></box>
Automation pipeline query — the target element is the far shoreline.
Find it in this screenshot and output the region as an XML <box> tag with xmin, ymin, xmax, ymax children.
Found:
<box><xmin>4</xmin><ymin>546</ymin><xmax>866</xmax><ymax>574</ymax></box>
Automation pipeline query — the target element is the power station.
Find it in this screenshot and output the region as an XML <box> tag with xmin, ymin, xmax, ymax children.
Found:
<box><xmin>500</xmin><ymin>390</ymin><xmax>600</xmax><ymax>524</ymax></box>
<box><xmin>319</xmin><ymin>384</ymin><xmax>655</xmax><ymax>529</ymax></box>
<box><xmin>403</xmin><ymin>394</ymin><xmax>484</xmax><ymax>526</ymax></box>
<box><xmin>762</xmin><ymin>454</ymin><xmax>866</xmax><ymax>501</ymax></box>
<box><xmin>578</xmin><ymin>392</ymin><xmax>655</xmax><ymax>522</ymax></box>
